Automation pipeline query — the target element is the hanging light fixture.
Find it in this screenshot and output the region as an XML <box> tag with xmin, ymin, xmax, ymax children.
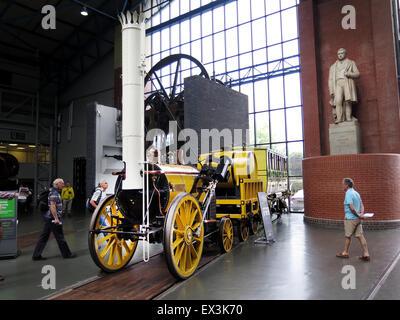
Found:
<box><xmin>80</xmin><ymin>7</ymin><xmax>88</xmax><ymax>16</ymax></box>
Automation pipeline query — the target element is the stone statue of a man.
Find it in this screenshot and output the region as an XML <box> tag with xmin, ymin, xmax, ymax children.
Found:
<box><xmin>329</xmin><ymin>48</ymin><xmax>360</xmax><ymax>123</ymax></box>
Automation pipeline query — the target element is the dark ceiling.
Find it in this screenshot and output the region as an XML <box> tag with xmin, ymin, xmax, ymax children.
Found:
<box><xmin>0</xmin><ymin>0</ymin><xmax>144</xmax><ymax>92</ymax></box>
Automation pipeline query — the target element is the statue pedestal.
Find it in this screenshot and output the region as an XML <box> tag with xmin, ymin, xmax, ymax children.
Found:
<box><xmin>329</xmin><ymin>120</ymin><xmax>361</xmax><ymax>155</ymax></box>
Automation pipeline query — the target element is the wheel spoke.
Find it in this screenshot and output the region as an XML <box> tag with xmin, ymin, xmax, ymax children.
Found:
<box><xmin>172</xmin><ymin>236</ymin><xmax>184</xmax><ymax>250</ymax></box>
<box><xmin>188</xmin><ymin>243</ymin><xmax>198</xmax><ymax>260</ymax></box>
<box><xmin>170</xmin><ymin>59</ymin><xmax>181</xmax><ymax>99</ymax></box>
<box><xmin>179</xmin><ymin>206</ymin><xmax>187</xmax><ymax>226</ymax></box>
<box><xmin>100</xmin><ymin>237</ymin><xmax>114</xmax><ymax>258</ymax></box>
<box><xmin>121</xmin><ymin>239</ymin><xmax>131</xmax><ymax>255</ymax></box>
<box><xmin>174</xmin><ymin>241</ymin><xmax>185</xmax><ymax>264</ymax></box>
<box><xmin>175</xmin><ymin>212</ymin><xmax>185</xmax><ymax>230</ymax></box>
<box><xmin>186</xmin><ymin>246</ymin><xmax>192</xmax><ymax>270</ymax></box>
<box><xmin>153</xmin><ymin>72</ymin><xmax>169</xmax><ymax>101</ymax></box>
<box><xmin>97</xmin><ymin>233</ymin><xmax>113</xmax><ymax>245</ymax></box>
<box><xmin>116</xmin><ymin>245</ymin><xmax>122</xmax><ymax>265</ymax></box>
<box><xmin>108</xmin><ymin>241</ymin><xmax>117</xmax><ymax>265</ymax></box>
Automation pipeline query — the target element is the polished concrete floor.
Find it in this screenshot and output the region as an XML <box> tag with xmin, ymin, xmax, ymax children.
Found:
<box><xmin>0</xmin><ymin>203</ymin><xmax>399</xmax><ymax>300</ymax></box>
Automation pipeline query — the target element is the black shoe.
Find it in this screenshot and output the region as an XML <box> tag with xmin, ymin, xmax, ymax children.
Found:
<box><xmin>0</xmin><ymin>275</ymin><xmax>4</xmax><ymax>281</ymax></box>
<box><xmin>32</xmin><ymin>255</ymin><xmax>47</xmax><ymax>261</ymax></box>
<box><xmin>64</xmin><ymin>253</ymin><xmax>77</xmax><ymax>259</ymax></box>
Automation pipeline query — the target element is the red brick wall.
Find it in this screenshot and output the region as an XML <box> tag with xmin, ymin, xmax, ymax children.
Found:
<box><xmin>299</xmin><ymin>0</ymin><xmax>400</xmax><ymax>156</ymax></box>
<box><xmin>303</xmin><ymin>154</ymin><xmax>400</xmax><ymax>221</ymax></box>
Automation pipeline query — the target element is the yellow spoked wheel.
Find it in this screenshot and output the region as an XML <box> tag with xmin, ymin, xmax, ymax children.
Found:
<box><xmin>219</xmin><ymin>217</ymin><xmax>233</xmax><ymax>253</ymax></box>
<box><xmin>164</xmin><ymin>193</ymin><xmax>204</xmax><ymax>279</ymax></box>
<box><xmin>238</xmin><ymin>218</ymin><xmax>249</xmax><ymax>242</ymax></box>
<box><xmin>88</xmin><ymin>195</ymin><xmax>138</xmax><ymax>273</ymax></box>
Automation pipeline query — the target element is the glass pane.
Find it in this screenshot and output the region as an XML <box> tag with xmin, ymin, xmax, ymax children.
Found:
<box><xmin>266</xmin><ymin>0</ymin><xmax>280</xmax><ymax>15</ymax></box>
<box><xmin>225</xmin><ymin>1</ymin><xmax>237</xmax><ymax>29</ymax></box>
<box><xmin>239</xmin><ymin>23</ymin><xmax>252</xmax><ymax>54</ymax></box>
<box><xmin>270</xmin><ymin>109</ymin><xmax>286</xmax><ymax>142</ymax></box>
<box><xmin>249</xmin><ymin>113</ymin><xmax>255</xmax><ymax>146</ymax></box>
<box><xmin>181</xmin><ymin>0</ymin><xmax>190</xmax><ymax>15</ymax></box>
<box><xmin>284</xmin><ymin>73</ymin><xmax>301</xmax><ymax>107</ymax></box>
<box><xmin>251</xmin><ymin>0</ymin><xmax>265</xmax><ymax>20</ymax></box>
<box><xmin>191</xmin><ymin>0</ymin><xmax>201</xmax><ymax>11</ymax></box>
<box><xmin>238</xmin><ymin>0</ymin><xmax>251</xmax><ymax>24</ymax></box>
<box><xmin>180</xmin><ymin>43</ymin><xmax>190</xmax><ymax>55</ymax></box>
<box><xmin>286</xmin><ymin>107</ymin><xmax>303</xmax><ymax>141</ymax></box>
<box><xmin>271</xmin><ymin>142</ymin><xmax>286</xmax><ymax>156</ymax></box>
<box><xmin>181</xmin><ymin>20</ymin><xmax>190</xmax><ymax>44</ymax></box>
<box><xmin>254</xmin><ymin>79</ymin><xmax>268</xmax><ymax>112</ymax></box>
<box><xmin>161</xmin><ymin>28</ymin><xmax>170</xmax><ymax>52</ymax></box>
<box><xmin>240</xmin><ymin>83</ymin><xmax>254</xmax><ymax>113</ymax></box>
<box><xmin>214</xmin><ymin>6</ymin><xmax>225</xmax><ymax>33</ymax></box>
<box><xmin>253</xmin><ymin>48</ymin><xmax>267</xmax><ymax>66</ymax></box>
<box><xmin>240</xmin><ymin>52</ymin><xmax>252</xmax><ymax>71</ymax></box>
<box><xmin>202</xmin><ymin>11</ymin><xmax>212</xmax><ymax>37</ymax></box>
<box><xmin>289</xmin><ymin>177</ymin><xmax>303</xmax><ymax>212</ymax></box>
<box><xmin>202</xmin><ymin>36</ymin><xmax>213</xmax><ymax>64</ymax></box>
<box><xmin>256</xmin><ymin>112</ymin><xmax>270</xmax><ymax>144</ymax></box>
<box><xmin>226</xmin><ymin>56</ymin><xmax>239</xmax><ymax>73</ymax></box>
<box><xmin>269</xmin><ymin>77</ymin><xmax>284</xmax><ymax>109</ymax></box>
<box><xmin>170</xmin><ymin>0</ymin><xmax>179</xmax><ymax>19</ymax></box>
<box><xmin>283</xmin><ymin>39</ymin><xmax>298</xmax><ymax>58</ymax></box>
<box><xmin>288</xmin><ymin>142</ymin><xmax>303</xmax><ymax>177</ymax></box>
<box><xmin>225</xmin><ymin>27</ymin><xmax>238</xmax><ymax>57</ymax></box>
<box><xmin>282</xmin><ymin>0</ymin><xmax>297</xmax><ymax>10</ymax></box>
<box><xmin>214</xmin><ymin>32</ymin><xmax>225</xmax><ymax>61</ymax></box>
<box><xmin>191</xmin><ymin>15</ymin><xmax>201</xmax><ymax>41</ymax></box>
<box><xmin>266</xmin><ymin>12</ymin><xmax>281</xmax><ymax>46</ymax></box>
<box><xmin>281</xmin><ymin>7</ymin><xmax>298</xmax><ymax>41</ymax></box>
<box><xmin>191</xmin><ymin>39</ymin><xmax>201</xmax><ymax>61</ymax></box>
<box><xmin>252</xmin><ymin>18</ymin><xmax>266</xmax><ymax>50</ymax></box>
<box><xmin>267</xmin><ymin>44</ymin><xmax>282</xmax><ymax>62</ymax></box>
<box><xmin>161</xmin><ymin>5</ymin><xmax>170</xmax><ymax>23</ymax></box>
<box><xmin>170</xmin><ymin>24</ymin><xmax>180</xmax><ymax>48</ymax></box>
<box><xmin>214</xmin><ymin>59</ymin><xmax>226</xmax><ymax>78</ymax></box>
<box><xmin>152</xmin><ymin>32</ymin><xmax>160</xmax><ymax>54</ymax></box>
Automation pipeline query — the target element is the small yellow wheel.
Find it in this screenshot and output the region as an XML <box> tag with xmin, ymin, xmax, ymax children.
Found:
<box><xmin>88</xmin><ymin>195</ymin><xmax>138</xmax><ymax>273</ymax></box>
<box><xmin>164</xmin><ymin>193</ymin><xmax>204</xmax><ymax>279</ymax></box>
<box><xmin>219</xmin><ymin>217</ymin><xmax>233</xmax><ymax>253</ymax></box>
<box><xmin>238</xmin><ymin>219</ymin><xmax>249</xmax><ymax>242</ymax></box>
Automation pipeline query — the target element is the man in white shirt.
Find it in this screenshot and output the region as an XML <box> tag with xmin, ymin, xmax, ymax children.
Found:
<box><xmin>90</xmin><ymin>180</ymin><xmax>108</xmax><ymax>210</ymax></box>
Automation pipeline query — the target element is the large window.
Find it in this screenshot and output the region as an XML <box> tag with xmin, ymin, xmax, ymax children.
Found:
<box><xmin>146</xmin><ymin>0</ymin><xmax>304</xmax><ymax>211</ymax></box>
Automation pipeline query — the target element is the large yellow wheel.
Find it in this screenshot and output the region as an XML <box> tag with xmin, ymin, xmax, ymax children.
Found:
<box><xmin>238</xmin><ymin>219</ymin><xmax>249</xmax><ymax>242</ymax></box>
<box><xmin>219</xmin><ymin>217</ymin><xmax>233</xmax><ymax>253</ymax></box>
<box><xmin>88</xmin><ymin>195</ymin><xmax>138</xmax><ymax>273</ymax></box>
<box><xmin>163</xmin><ymin>193</ymin><xmax>204</xmax><ymax>279</ymax></box>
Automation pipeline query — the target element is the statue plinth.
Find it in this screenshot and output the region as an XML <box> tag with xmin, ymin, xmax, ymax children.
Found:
<box><xmin>329</xmin><ymin>120</ymin><xmax>361</xmax><ymax>155</ymax></box>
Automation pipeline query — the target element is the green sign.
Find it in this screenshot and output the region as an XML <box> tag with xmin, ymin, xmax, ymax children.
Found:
<box><xmin>0</xmin><ymin>198</ymin><xmax>16</xmax><ymax>218</ymax></box>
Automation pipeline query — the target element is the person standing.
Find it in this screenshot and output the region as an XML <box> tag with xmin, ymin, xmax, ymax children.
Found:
<box><xmin>336</xmin><ymin>178</ymin><xmax>370</xmax><ymax>261</ymax></box>
<box><xmin>89</xmin><ymin>180</ymin><xmax>108</xmax><ymax>211</ymax></box>
<box><xmin>61</xmin><ymin>181</ymin><xmax>75</xmax><ymax>218</ymax></box>
<box><xmin>32</xmin><ymin>178</ymin><xmax>76</xmax><ymax>260</ymax></box>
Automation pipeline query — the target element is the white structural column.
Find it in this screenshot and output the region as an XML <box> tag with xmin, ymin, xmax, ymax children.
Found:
<box><xmin>119</xmin><ymin>11</ymin><xmax>146</xmax><ymax>189</ymax></box>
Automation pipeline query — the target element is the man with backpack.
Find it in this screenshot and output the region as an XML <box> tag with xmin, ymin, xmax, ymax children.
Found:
<box><xmin>88</xmin><ymin>180</ymin><xmax>108</xmax><ymax>212</ymax></box>
<box><xmin>32</xmin><ymin>178</ymin><xmax>76</xmax><ymax>261</ymax></box>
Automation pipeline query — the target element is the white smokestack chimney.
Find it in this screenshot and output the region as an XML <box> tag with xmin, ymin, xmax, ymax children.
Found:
<box><xmin>119</xmin><ymin>11</ymin><xmax>146</xmax><ymax>190</ymax></box>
